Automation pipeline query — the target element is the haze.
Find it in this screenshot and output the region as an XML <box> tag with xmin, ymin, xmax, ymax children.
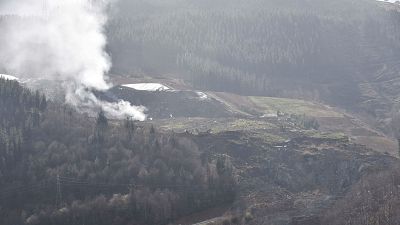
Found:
<box><xmin>1</xmin><ymin>0</ymin><xmax>400</xmax><ymax>225</ymax></box>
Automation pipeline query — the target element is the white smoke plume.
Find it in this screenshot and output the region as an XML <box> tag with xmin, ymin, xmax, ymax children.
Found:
<box><xmin>0</xmin><ymin>0</ymin><xmax>147</xmax><ymax>121</ymax></box>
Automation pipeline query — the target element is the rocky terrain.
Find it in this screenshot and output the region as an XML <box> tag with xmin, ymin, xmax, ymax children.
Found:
<box><xmin>3</xmin><ymin>71</ymin><xmax>400</xmax><ymax>225</ymax></box>
<box><xmin>98</xmin><ymin>77</ymin><xmax>400</xmax><ymax>224</ymax></box>
<box><xmin>194</xmin><ymin>131</ymin><xmax>397</xmax><ymax>224</ymax></box>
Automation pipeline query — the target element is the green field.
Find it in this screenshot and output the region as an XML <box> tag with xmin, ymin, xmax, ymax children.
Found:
<box><xmin>249</xmin><ymin>96</ymin><xmax>344</xmax><ymax>118</ymax></box>
<box><xmin>156</xmin><ymin>118</ymin><xmax>278</xmax><ymax>133</ymax></box>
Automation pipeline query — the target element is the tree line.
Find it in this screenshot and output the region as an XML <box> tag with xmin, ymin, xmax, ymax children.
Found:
<box><xmin>106</xmin><ymin>0</ymin><xmax>400</xmax><ymax>107</ymax></box>
<box><xmin>0</xmin><ymin>78</ymin><xmax>236</xmax><ymax>225</ymax></box>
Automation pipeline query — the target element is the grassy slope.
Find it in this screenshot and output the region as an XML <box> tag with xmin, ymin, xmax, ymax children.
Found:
<box><xmin>111</xmin><ymin>74</ymin><xmax>397</xmax><ymax>155</ymax></box>
<box><xmin>248</xmin><ymin>96</ymin><xmax>343</xmax><ymax>118</ymax></box>
<box><xmin>154</xmin><ymin>90</ymin><xmax>397</xmax><ymax>155</ymax></box>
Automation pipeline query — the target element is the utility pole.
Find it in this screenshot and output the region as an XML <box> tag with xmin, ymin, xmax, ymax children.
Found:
<box><xmin>56</xmin><ymin>174</ymin><xmax>62</xmax><ymax>208</ymax></box>
<box><xmin>397</xmin><ymin>136</ymin><xmax>400</xmax><ymax>158</ymax></box>
<box><xmin>42</xmin><ymin>0</ymin><xmax>49</xmax><ymax>19</ymax></box>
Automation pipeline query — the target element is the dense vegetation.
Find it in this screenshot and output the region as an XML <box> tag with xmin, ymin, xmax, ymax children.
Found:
<box><xmin>2</xmin><ymin>1</ymin><xmax>400</xmax><ymax>224</ymax></box>
<box><xmin>0</xmin><ymin>78</ymin><xmax>236</xmax><ymax>225</ymax></box>
<box><xmin>0</xmin><ymin>78</ymin><xmax>46</xmax><ymax>178</ymax></box>
<box><xmin>323</xmin><ymin>166</ymin><xmax>400</xmax><ymax>225</ymax></box>
<box><xmin>106</xmin><ymin>0</ymin><xmax>400</xmax><ymax>116</ymax></box>
<box><xmin>2</xmin><ymin>0</ymin><xmax>400</xmax><ymax>129</ymax></box>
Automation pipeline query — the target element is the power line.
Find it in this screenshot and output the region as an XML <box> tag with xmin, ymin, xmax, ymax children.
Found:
<box><xmin>0</xmin><ymin>181</ymin><xmax>51</xmax><ymax>195</ymax></box>
<box><xmin>59</xmin><ymin>176</ymin><xmax>217</xmax><ymax>188</ymax></box>
<box><xmin>56</xmin><ymin>174</ymin><xmax>62</xmax><ymax>208</ymax></box>
<box><xmin>0</xmin><ymin>182</ymin><xmax>51</xmax><ymax>201</ymax></box>
<box><xmin>0</xmin><ymin>175</ymin><xmax>234</xmax><ymax>205</ymax></box>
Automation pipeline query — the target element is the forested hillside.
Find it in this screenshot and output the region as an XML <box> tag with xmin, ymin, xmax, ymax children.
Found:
<box><xmin>0</xmin><ymin>78</ymin><xmax>236</xmax><ymax>225</ymax></box>
<box><xmin>106</xmin><ymin>0</ymin><xmax>400</xmax><ymax>127</ymax></box>
<box><xmin>2</xmin><ymin>0</ymin><xmax>400</xmax><ymax>132</ymax></box>
<box><xmin>3</xmin><ymin>0</ymin><xmax>400</xmax><ymax>224</ymax></box>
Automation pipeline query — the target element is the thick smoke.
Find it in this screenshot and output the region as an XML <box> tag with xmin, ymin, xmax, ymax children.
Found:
<box><xmin>0</xmin><ymin>0</ymin><xmax>147</xmax><ymax>121</ymax></box>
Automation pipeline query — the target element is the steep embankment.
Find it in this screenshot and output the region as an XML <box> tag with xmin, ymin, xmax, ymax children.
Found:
<box><xmin>118</xmin><ymin>81</ymin><xmax>396</xmax><ymax>156</ymax></box>
<box><xmin>180</xmin><ymin>124</ymin><xmax>398</xmax><ymax>225</ymax></box>
<box><xmin>105</xmin><ymin>0</ymin><xmax>400</xmax><ymax>139</ymax></box>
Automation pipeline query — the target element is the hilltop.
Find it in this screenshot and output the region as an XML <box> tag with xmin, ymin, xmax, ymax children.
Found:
<box><xmin>1</xmin><ymin>70</ymin><xmax>400</xmax><ymax>225</ymax></box>
<box><xmin>105</xmin><ymin>0</ymin><xmax>400</xmax><ymax>140</ymax></box>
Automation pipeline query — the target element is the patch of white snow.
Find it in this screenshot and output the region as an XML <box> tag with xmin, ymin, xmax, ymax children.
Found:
<box><xmin>196</xmin><ymin>91</ymin><xmax>208</xmax><ymax>100</ymax></box>
<box><xmin>377</xmin><ymin>0</ymin><xmax>399</xmax><ymax>4</ymax></box>
<box><xmin>122</xmin><ymin>83</ymin><xmax>171</xmax><ymax>92</ymax></box>
<box><xmin>0</xmin><ymin>74</ymin><xmax>19</xmax><ymax>81</ymax></box>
